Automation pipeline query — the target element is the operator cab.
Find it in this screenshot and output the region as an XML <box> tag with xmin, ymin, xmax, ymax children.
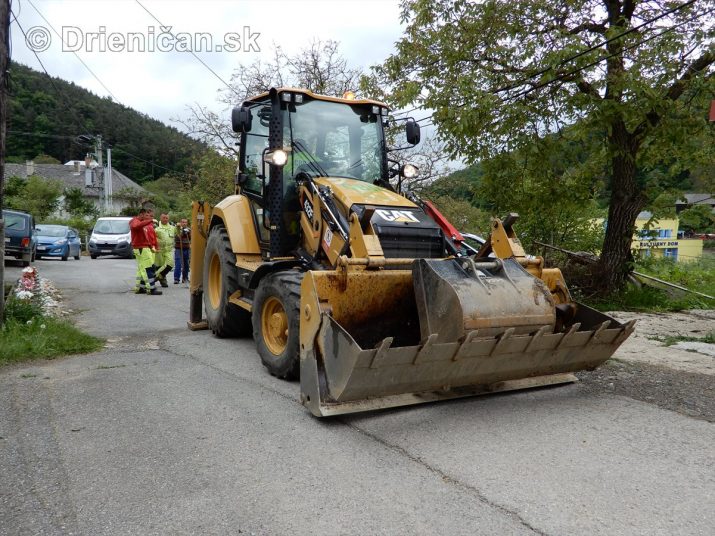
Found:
<box><xmin>232</xmin><ymin>88</ymin><xmax>421</xmax><ymax>259</ymax></box>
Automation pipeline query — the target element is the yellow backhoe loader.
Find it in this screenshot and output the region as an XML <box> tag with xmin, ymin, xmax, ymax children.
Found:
<box><xmin>189</xmin><ymin>88</ymin><xmax>635</xmax><ymax>417</ymax></box>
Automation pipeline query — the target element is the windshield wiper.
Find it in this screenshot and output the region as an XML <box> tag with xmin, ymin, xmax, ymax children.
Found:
<box><xmin>292</xmin><ymin>139</ymin><xmax>328</xmax><ymax>178</ymax></box>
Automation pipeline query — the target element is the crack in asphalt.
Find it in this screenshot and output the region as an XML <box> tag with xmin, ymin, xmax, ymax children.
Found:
<box><xmin>161</xmin><ymin>342</ymin><xmax>548</xmax><ymax>535</ymax></box>
<box><xmin>340</xmin><ymin>419</ymin><xmax>548</xmax><ymax>536</ymax></box>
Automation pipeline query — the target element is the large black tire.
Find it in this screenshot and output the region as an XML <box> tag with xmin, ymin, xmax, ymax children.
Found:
<box><xmin>203</xmin><ymin>226</ymin><xmax>252</xmax><ymax>337</ymax></box>
<box><xmin>252</xmin><ymin>271</ymin><xmax>303</xmax><ymax>380</ymax></box>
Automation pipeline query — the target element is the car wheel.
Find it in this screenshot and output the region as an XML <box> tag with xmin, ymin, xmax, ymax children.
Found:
<box><xmin>90</xmin><ymin>254</ymin><xmax>97</xmax><ymax>259</ymax></box>
<box><xmin>61</xmin><ymin>247</ymin><xmax>69</xmax><ymax>261</ymax></box>
<box><xmin>36</xmin><ymin>255</ymin><xmax>42</xmax><ymax>260</ymax></box>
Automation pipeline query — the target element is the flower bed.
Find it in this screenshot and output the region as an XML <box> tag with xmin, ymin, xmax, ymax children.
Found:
<box><xmin>2</xmin><ymin>266</ymin><xmax>103</xmax><ymax>364</ymax></box>
<box><xmin>8</xmin><ymin>266</ymin><xmax>64</xmax><ymax>320</ymax></box>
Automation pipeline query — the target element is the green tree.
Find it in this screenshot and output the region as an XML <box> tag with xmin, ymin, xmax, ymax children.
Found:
<box><xmin>5</xmin><ymin>175</ymin><xmax>63</xmax><ymax>220</ymax></box>
<box><xmin>376</xmin><ymin>0</ymin><xmax>715</xmax><ymax>291</ymax></box>
<box><xmin>185</xmin><ymin>151</ymin><xmax>236</xmax><ymax>206</ymax></box>
<box><xmin>423</xmin><ymin>194</ymin><xmax>491</xmax><ymax>235</ymax></box>
<box><xmin>63</xmin><ymin>187</ymin><xmax>99</xmax><ymax>218</ymax></box>
<box><xmin>679</xmin><ymin>204</ymin><xmax>715</xmax><ymax>234</ymax></box>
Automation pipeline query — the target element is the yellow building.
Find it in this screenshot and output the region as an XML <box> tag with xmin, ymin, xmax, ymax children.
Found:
<box><xmin>632</xmin><ymin>212</ymin><xmax>704</xmax><ymax>263</ymax></box>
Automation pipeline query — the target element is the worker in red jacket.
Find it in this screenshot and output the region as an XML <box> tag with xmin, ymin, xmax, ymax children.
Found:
<box><xmin>130</xmin><ymin>207</ymin><xmax>162</xmax><ymax>295</ymax></box>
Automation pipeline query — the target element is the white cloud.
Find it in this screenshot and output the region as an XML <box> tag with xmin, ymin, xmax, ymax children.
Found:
<box><xmin>11</xmin><ymin>0</ymin><xmax>405</xmax><ymax>127</ymax></box>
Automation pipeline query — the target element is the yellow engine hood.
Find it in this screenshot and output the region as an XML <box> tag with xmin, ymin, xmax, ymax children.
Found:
<box><xmin>314</xmin><ymin>177</ymin><xmax>417</xmax><ymax>209</ymax></box>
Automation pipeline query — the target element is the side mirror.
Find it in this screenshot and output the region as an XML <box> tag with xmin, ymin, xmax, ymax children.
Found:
<box><xmin>232</xmin><ymin>106</ymin><xmax>253</xmax><ymax>133</ymax></box>
<box><xmin>406</xmin><ymin>120</ymin><xmax>421</xmax><ymax>145</ymax></box>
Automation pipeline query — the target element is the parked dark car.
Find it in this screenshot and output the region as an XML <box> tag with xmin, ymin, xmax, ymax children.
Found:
<box><xmin>3</xmin><ymin>209</ymin><xmax>37</xmax><ymax>266</ymax></box>
<box><xmin>35</xmin><ymin>224</ymin><xmax>82</xmax><ymax>261</ymax></box>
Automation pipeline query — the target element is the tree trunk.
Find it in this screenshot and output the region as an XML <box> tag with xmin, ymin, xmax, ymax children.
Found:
<box><xmin>597</xmin><ymin>122</ymin><xmax>645</xmax><ymax>293</ymax></box>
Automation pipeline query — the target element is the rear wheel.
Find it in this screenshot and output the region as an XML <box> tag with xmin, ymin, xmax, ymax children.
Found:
<box><xmin>203</xmin><ymin>225</ymin><xmax>251</xmax><ymax>337</ymax></box>
<box><xmin>252</xmin><ymin>272</ymin><xmax>303</xmax><ymax>380</ymax></box>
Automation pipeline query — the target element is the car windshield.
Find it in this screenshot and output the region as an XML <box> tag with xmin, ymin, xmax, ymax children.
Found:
<box><xmin>4</xmin><ymin>213</ymin><xmax>27</xmax><ymax>230</ymax></box>
<box><xmin>36</xmin><ymin>225</ymin><xmax>67</xmax><ymax>237</ymax></box>
<box><xmin>284</xmin><ymin>98</ymin><xmax>385</xmax><ymax>183</ymax></box>
<box><xmin>94</xmin><ymin>220</ymin><xmax>129</xmax><ymax>234</ymax></box>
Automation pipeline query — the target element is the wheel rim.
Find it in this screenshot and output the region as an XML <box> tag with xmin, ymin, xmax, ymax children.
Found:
<box><xmin>207</xmin><ymin>252</ymin><xmax>222</xmax><ymax>309</ymax></box>
<box><xmin>261</xmin><ymin>296</ymin><xmax>288</xmax><ymax>355</ymax></box>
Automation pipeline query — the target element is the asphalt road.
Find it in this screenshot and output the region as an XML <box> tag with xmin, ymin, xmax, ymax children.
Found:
<box><xmin>1</xmin><ymin>257</ymin><xmax>714</xmax><ymax>535</ymax></box>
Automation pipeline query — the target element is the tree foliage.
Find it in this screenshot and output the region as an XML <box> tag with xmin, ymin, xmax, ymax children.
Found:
<box><xmin>376</xmin><ymin>0</ymin><xmax>715</xmax><ymax>291</ymax></box>
<box><xmin>679</xmin><ymin>204</ymin><xmax>715</xmax><ymax>234</ymax></box>
<box><xmin>5</xmin><ymin>175</ymin><xmax>63</xmax><ymax>220</ymax></box>
<box><xmin>63</xmin><ymin>187</ymin><xmax>99</xmax><ymax>219</ymax></box>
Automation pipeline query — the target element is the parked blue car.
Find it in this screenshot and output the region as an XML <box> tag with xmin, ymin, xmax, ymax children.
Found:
<box><xmin>35</xmin><ymin>224</ymin><xmax>82</xmax><ymax>261</ymax></box>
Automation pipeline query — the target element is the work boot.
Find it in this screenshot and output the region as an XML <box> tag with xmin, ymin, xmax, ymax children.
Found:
<box><xmin>148</xmin><ymin>288</ymin><xmax>163</xmax><ymax>295</ymax></box>
<box><xmin>159</xmin><ymin>278</ymin><xmax>168</xmax><ymax>288</ymax></box>
<box><xmin>134</xmin><ymin>287</ymin><xmax>146</xmax><ymax>294</ymax></box>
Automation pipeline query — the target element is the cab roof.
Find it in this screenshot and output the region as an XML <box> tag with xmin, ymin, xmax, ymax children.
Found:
<box><xmin>243</xmin><ymin>87</ymin><xmax>389</xmax><ymax>109</ymax></box>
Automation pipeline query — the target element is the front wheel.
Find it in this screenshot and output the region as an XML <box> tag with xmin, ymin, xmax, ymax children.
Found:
<box><xmin>252</xmin><ymin>271</ymin><xmax>303</xmax><ymax>380</ymax></box>
<box><xmin>203</xmin><ymin>225</ymin><xmax>251</xmax><ymax>337</ymax></box>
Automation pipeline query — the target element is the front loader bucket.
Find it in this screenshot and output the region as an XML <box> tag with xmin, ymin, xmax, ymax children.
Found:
<box><xmin>299</xmin><ymin>259</ymin><xmax>635</xmax><ymax>417</ymax></box>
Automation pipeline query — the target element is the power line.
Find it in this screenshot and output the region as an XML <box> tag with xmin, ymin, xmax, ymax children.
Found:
<box><xmin>26</xmin><ymin>0</ymin><xmax>119</xmax><ymax>102</ymax></box>
<box><xmin>10</xmin><ymin>12</ymin><xmax>93</xmax><ymax>134</ymax></box>
<box><xmin>134</xmin><ymin>0</ymin><xmax>237</xmax><ymax>97</ymax></box>
<box><xmin>110</xmin><ymin>145</ymin><xmax>196</xmax><ymax>179</ymax></box>
<box><xmin>7</xmin><ymin>131</ymin><xmax>197</xmax><ymax>180</ymax></box>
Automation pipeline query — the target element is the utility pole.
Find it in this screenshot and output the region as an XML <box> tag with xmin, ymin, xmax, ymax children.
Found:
<box><xmin>0</xmin><ymin>0</ymin><xmax>11</xmax><ymax>327</ymax></box>
<box><xmin>106</xmin><ymin>144</ymin><xmax>112</xmax><ymax>213</ymax></box>
<box><xmin>94</xmin><ymin>135</ymin><xmax>106</xmax><ymax>213</ymax></box>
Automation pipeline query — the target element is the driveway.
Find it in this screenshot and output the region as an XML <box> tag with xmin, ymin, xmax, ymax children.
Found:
<box><xmin>1</xmin><ymin>257</ymin><xmax>714</xmax><ymax>535</ymax></box>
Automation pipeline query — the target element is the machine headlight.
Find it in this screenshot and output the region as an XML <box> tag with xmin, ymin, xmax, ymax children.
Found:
<box><xmin>401</xmin><ymin>163</ymin><xmax>419</xmax><ymax>179</ymax></box>
<box><xmin>264</xmin><ymin>149</ymin><xmax>289</xmax><ymax>167</ymax></box>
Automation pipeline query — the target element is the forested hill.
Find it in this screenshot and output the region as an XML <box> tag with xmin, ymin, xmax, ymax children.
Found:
<box><xmin>6</xmin><ymin>62</ymin><xmax>205</xmax><ymax>183</ymax></box>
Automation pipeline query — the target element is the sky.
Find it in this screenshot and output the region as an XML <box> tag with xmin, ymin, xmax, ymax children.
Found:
<box><xmin>10</xmin><ymin>0</ymin><xmax>408</xmax><ymax>128</ymax></box>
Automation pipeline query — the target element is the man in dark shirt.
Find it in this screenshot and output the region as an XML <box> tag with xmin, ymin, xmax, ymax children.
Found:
<box><xmin>174</xmin><ymin>218</ymin><xmax>191</xmax><ymax>284</ymax></box>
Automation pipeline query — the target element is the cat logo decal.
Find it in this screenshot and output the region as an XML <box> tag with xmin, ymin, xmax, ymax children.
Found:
<box><xmin>375</xmin><ymin>209</ymin><xmax>420</xmax><ymax>223</ymax></box>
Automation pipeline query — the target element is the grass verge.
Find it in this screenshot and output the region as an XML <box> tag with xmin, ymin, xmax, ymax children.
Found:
<box><xmin>0</xmin><ymin>316</ymin><xmax>104</xmax><ymax>365</ymax></box>
<box><xmin>587</xmin><ymin>256</ymin><xmax>715</xmax><ymax>312</ymax></box>
<box><xmin>649</xmin><ymin>331</ymin><xmax>715</xmax><ymax>346</ymax></box>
